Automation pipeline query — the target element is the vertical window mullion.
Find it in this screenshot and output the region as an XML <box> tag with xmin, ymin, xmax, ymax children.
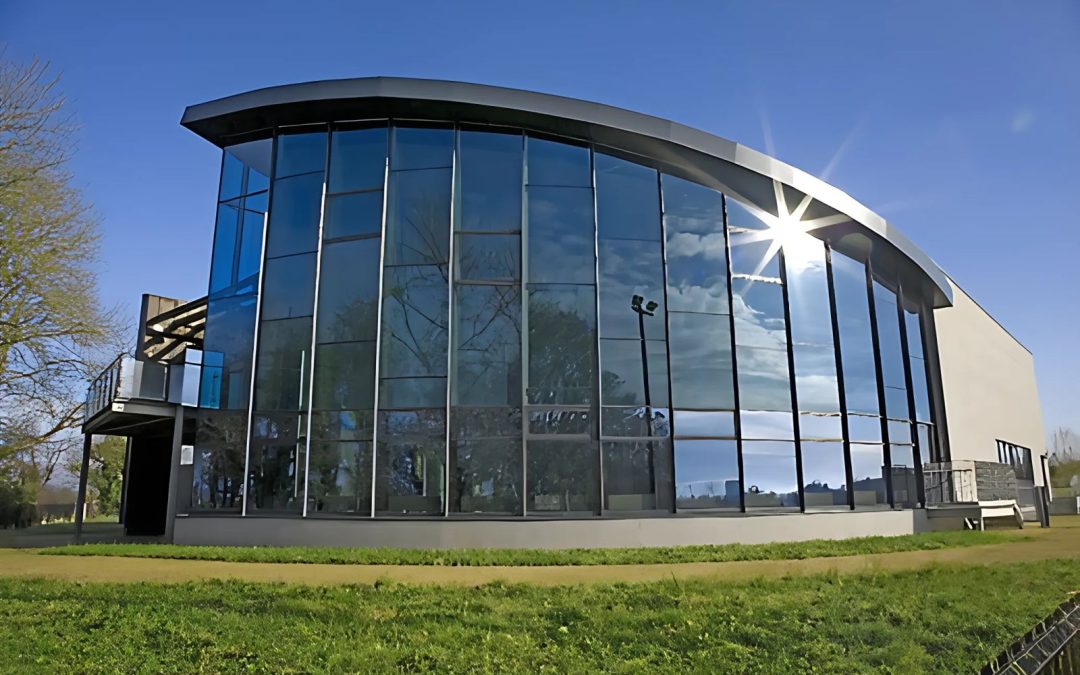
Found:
<box><xmin>778</xmin><ymin>251</ymin><xmax>805</xmax><ymax>512</ymax></box>
<box><xmin>589</xmin><ymin>145</ymin><xmax>603</xmax><ymax>515</ymax></box>
<box><xmin>720</xmin><ymin>195</ymin><xmax>746</xmax><ymax>512</ymax></box>
<box><xmin>864</xmin><ymin>254</ymin><xmax>894</xmax><ymax>507</ymax></box>
<box><xmin>824</xmin><ymin>245</ymin><xmax>855</xmax><ymax>510</ymax></box>
<box><xmin>369</xmin><ymin>126</ymin><xmax>393</xmax><ymax>518</ymax></box>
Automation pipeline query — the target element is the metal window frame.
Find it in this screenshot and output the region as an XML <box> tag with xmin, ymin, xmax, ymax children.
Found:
<box><xmin>864</xmin><ymin>253</ymin><xmax>895</xmax><ymax>508</ymax></box>
<box><xmin>824</xmin><ymin>244</ymin><xmax>856</xmax><ymax>510</ymax></box>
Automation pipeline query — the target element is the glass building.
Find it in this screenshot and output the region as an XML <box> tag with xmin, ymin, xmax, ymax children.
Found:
<box><xmin>77</xmin><ymin>78</ymin><xmax>1051</xmax><ymax>546</ymax></box>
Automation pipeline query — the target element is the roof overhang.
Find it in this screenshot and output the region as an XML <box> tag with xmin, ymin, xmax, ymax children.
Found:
<box><xmin>182</xmin><ymin>77</ymin><xmax>952</xmax><ymax>307</ymax></box>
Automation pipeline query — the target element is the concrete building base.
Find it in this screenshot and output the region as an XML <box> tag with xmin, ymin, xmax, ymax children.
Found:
<box><xmin>174</xmin><ymin>509</ymin><xmax>931</xmax><ymax>549</ymax></box>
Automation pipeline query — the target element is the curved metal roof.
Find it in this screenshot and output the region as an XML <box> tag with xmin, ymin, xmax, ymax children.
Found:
<box><xmin>181</xmin><ymin>77</ymin><xmax>952</xmax><ymax>306</ymax></box>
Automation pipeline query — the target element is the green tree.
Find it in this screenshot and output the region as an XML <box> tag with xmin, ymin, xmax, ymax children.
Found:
<box><xmin>65</xmin><ymin>436</ymin><xmax>125</xmax><ymax>516</ymax></box>
<box><xmin>0</xmin><ymin>54</ymin><xmax>121</xmax><ymax>486</ymax></box>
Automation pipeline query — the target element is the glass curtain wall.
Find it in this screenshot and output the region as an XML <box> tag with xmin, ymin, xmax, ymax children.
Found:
<box><xmin>191</xmin><ymin>122</ymin><xmax>944</xmax><ymax>519</ymax></box>
<box><xmin>248</xmin><ymin>129</ymin><xmax>327</xmax><ymax>513</ymax></box>
<box><xmin>786</xmin><ymin>239</ymin><xmax>849</xmax><ymax>510</ymax></box>
<box><xmin>523</xmin><ymin>137</ymin><xmax>599</xmax><ymax>516</ymax></box>
<box><xmin>662</xmin><ymin>175</ymin><xmax>739</xmax><ymax>511</ymax></box>
<box><xmin>374</xmin><ymin>126</ymin><xmax>454</xmax><ymax>515</ymax></box>
<box><xmin>727</xmin><ymin>200</ymin><xmax>799</xmax><ymax>510</ymax></box>
<box><xmin>831</xmin><ymin>253</ymin><xmax>889</xmax><ymax>508</ymax></box>
<box><xmin>193</xmin><ymin>138</ymin><xmax>271</xmax><ymax>510</ymax></box>
<box><xmin>595</xmin><ymin>152</ymin><xmax>673</xmax><ymax>513</ymax></box>
<box><xmin>449</xmin><ymin>130</ymin><xmax>524</xmax><ymax>515</ymax></box>
<box><xmin>306</xmin><ymin>125</ymin><xmax>387</xmax><ymax>515</ymax></box>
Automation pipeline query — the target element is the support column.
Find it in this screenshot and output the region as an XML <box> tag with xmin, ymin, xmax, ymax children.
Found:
<box><xmin>163</xmin><ymin>405</ymin><xmax>184</xmax><ymax>543</ymax></box>
<box><xmin>74</xmin><ymin>432</ymin><xmax>92</xmax><ymax>541</ymax></box>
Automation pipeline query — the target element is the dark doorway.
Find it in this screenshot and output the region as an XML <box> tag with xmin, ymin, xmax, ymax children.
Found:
<box><xmin>123</xmin><ymin>434</ymin><xmax>172</xmax><ymax>536</ymax></box>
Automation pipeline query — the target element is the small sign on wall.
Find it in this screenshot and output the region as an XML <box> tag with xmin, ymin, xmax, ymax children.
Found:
<box><xmin>180</xmin><ymin>444</ymin><xmax>194</xmax><ymax>466</ymax></box>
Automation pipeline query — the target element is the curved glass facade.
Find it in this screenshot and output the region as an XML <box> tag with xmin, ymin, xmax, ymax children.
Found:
<box><xmin>192</xmin><ymin>122</ymin><xmax>940</xmax><ymax>518</ymax></box>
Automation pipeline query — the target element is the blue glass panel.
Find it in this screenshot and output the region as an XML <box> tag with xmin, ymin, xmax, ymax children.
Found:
<box><xmin>380</xmin><ymin>265</ymin><xmax>449</xmax><ymax>378</ymax></box>
<box><xmin>598</xmin><ymin>239</ymin><xmax>666</xmax><ymax>340</ymax></box>
<box><xmin>832</xmin><ymin>253</ymin><xmax>879</xmax><ymax>416</ymax></box>
<box><xmin>526</xmin><ymin>186</ymin><xmax>595</xmax><ymax>284</ymax></box>
<box><xmin>527</xmin><ymin>284</ymin><xmax>596</xmax><ymax>406</ymax></box>
<box><xmin>209</xmin><ymin>201</ymin><xmax>240</xmax><ymax>293</ymax></box>
<box><xmin>260</xmin><ymin>254</ymin><xmax>316</xmax><ymax>321</ymax></box>
<box><xmin>313</xmin><ymin>341</ymin><xmax>376</xmax><ymax>410</ymax></box>
<box><xmin>324</xmin><ymin>191</ymin><xmax>383</xmax><ymax>241</ymax></box>
<box><xmin>456</xmin><ymin>234</ymin><xmax>520</xmax><ymax>282</ymax></box>
<box><xmin>742</xmin><ymin>441</ymin><xmax>800</xmax><ymax>509</ymax></box>
<box><xmin>329</xmin><ymin>127</ymin><xmax>386</xmax><ymax>193</ymax></box>
<box><xmin>595</xmin><ymin>153</ymin><xmax>660</xmax><ymax>241</ymax></box>
<box><xmin>732</xmin><ymin>278</ymin><xmax>788</xmax><ymax>349</ymax></box>
<box><xmin>850</xmin><ymin>444</ymin><xmax>888</xmax><ymax>506</ymax></box>
<box><xmin>667</xmin><ymin>312</ymin><xmax>735</xmax><ymax>410</ymax></box>
<box><xmin>526</xmin><ymin>137</ymin><xmax>590</xmax><ymax>187</ymax></box>
<box><xmin>219</xmin><ymin>151</ymin><xmax>244</xmax><ymax>202</ymax></box>
<box><xmin>266</xmin><ymin>173</ymin><xmax>323</xmax><ymax>258</ymax></box>
<box><xmin>275</xmin><ymin>132</ymin><xmax>327</xmax><ymax>178</ymax></box>
<box><xmin>801</xmin><ymin>441</ymin><xmax>848</xmax><ymax>508</ymax></box>
<box><xmin>316</xmin><ymin>238</ymin><xmax>381</xmax><ymax>343</ymax></box>
<box><xmin>600</xmin><ymin>338</ymin><xmax>670</xmax><ymax>408</ymax></box>
<box><xmin>392</xmin><ymin>127</ymin><xmax>453</xmax><ymax>171</ymax></box>
<box><xmin>237</xmin><ymin>205</ymin><xmax>264</xmax><ymax>284</ymax></box>
<box><xmin>459</xmin><ymin>131</ymin><xmax>523</xmax><ymax>232</ymax></box>
<box><xmin>453</xmin><ymin>284</ymin><xmax>522</xmax><ymax>406</ymax></box>
<box><xmin>674</xmin><ymin>439</ymin><xmax>739</xmax><ymax>510</ymax></box>
<box><xmin>735</xmin><ymin>345</ymin><xmax>793</xmax><ymax>412</ymax></box>
<box><xmin>385</xmin><ymin>168</ymin><xmax>451</xmax><ymax>265</ymax></box>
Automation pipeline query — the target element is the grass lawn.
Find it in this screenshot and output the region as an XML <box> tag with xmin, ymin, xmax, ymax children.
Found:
<box><xmin>39</xmin><ymin>529</ymin><xmax>1023</xmax><ymax>567</ymax></box>
<box><xmin>0</xmin><ymin>559</ymin><xmax>1076</xmax><ymax>673</ymax></box>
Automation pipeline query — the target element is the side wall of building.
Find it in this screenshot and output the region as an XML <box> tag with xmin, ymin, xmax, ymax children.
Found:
<box><xmin>934</xmin><ymin>279</ymin><xmax>1046</xmax><ymax>485</ymax></box>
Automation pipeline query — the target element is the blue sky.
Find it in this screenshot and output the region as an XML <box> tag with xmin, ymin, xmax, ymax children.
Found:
<box><xmin>3</xmin><ymin>1</ymin><xmax>1078</xmax><ymax>438</ymax></box>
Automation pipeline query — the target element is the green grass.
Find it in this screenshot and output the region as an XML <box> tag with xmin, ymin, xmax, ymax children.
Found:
<box><xmin>38</xmin><ymin>530</ymin><xmax>1023</xmax><ymax>566</ymax></box>
<box><xmin>0</xmin><ymin>559</ymin><xmax>1076</xmax><ymax>673</ymax></box>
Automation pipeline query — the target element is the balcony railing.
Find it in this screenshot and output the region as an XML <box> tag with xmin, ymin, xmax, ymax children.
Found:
<box><xmin>83</xmin><ymin>350</ymin><xmax>203</xmax><ymax>426</ymax></box>
<box><xmin>924</xmin><ymin>460</ymin><xmax>1018</xmax><ymax>505</ymax></box>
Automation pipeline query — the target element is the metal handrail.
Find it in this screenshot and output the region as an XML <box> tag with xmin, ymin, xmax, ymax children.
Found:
<box><xmin>84</xmin><ymin>354</ymin><xmax>126</xmax><ymax>422</ymax></box>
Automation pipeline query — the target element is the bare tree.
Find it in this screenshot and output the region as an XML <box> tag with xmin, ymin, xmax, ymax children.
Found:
<box><xmin>0</xmin><ymin>54</ymin><xmax>123</xmax><ymax>489</ymax></box>
<box><xmin>1049</xmin><ymin>426</ymin><xmax>1079</xmax><ymax>464</ymax></box>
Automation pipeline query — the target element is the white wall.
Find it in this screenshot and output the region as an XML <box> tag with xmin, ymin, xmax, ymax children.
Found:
<box><xmin>934</xmin><ymin>279</ymin><xmax>1046</xmax><ymax>485</ymax></box>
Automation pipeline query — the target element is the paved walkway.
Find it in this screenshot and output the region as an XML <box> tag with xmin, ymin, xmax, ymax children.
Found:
<box><xmin>0</xmin><ymin>518</ymin><xmax>1076</xmax><ymax>587</ymax></box>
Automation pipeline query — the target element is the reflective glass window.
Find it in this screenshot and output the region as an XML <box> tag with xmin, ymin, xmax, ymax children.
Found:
<box><xmin>260</xmin><ymin>254</ymin><xmax>316</xmax><ymax>321</ymax></box>
<box><xmin>801</xmin><ymin>441</ymin><xmax>849</xmax><ymax>509</ymax></box>
<box><xmin>265</xmin><ymin>172</ymin><xmax>323</xmax><ymax>258</ymax></box>
<box><xmin>526</xmin><ymin>186</ymin><xmax>595</xmax><ymax>284</ymax></box>
<box><xmin>307</xmin><ymin>441</ymin><xmax>372</xmax><ymax>515</ymax></box>
<box><xmin>247</xmin><ymin>413</ymin><xmax>306</xmax><ymax>513</ymax></box>
<box><xmin>742</xmin><ymin>441</ymin><xmax>800</xmax><ymax>509</ymax></box>
<box><xmin>662</xmin><ymin>175</ymin><xmax>728</xmax><ymax>314</ymax></box>
<box><xmin>315</xmin><ymin>238</ymin><xmax>381</xmax><ymax>343</ymax></box>
<box><xmin>831</xmin><ymin>253</ymin><xmax>879</xmax><ymax>416</ymax></box>
<box><xmin>850</xmin><ymin>444</ymin><xmax>888</xmax><ymax>507</ymax></box>
<box><xmin>210</xmin><ymin>201</ymin><xmax>240</xmax><ymax>293</ymax></box>
<box><xmin>313</xmin><ymin>342</ymin><xmax>376</xmax><ymax>410</ymax></box>
<box><xmin>275</xmin><ymin>132</ymin><xmax>327</xmax><ymax>178</ymax></box>
<box><xmin>451</xmin><ymin>438</ymin><xmax>523</xmax><ymax>514</ymax></box>
<box><xmin>253</xmin><ymin>317</ymin><xmax>312</xmax><ymax>412</ymax></box>
<box><xmin>792</xmin><ymin>344</ymin><xmax>840</xmax><ymax>413</ymax></box>
<box><xmin>456</xmin><ymin>234</ymin><xmax>519</xmax><ymax>282</ymax></box>
<box><xmin>595</xmin><ymin>153</ymin><xmax>660</xmax><ymax>241</ymax></box>
<box><xmin>453</xmin><ymin>285</ymin><xmax>522</xmax><ymax>406</ymax></box>
<box><xmin>732</xmin><ymin>279</ymin><xmax>788</xmax><ymax>349</ymax></box>
<box><xmin>391</xmin><ymin>127</ymin><xmax>453</xmax><ymax>171</ymax></box>
<box><xmin>603</xmin><ymin>439</ymin><xmax>672</xmax><ymax>512</ymax></box>
<box><xmin>667</xmin><ymin>313</ymin><xmax>735</xmax><ymax>410</ymax></box>
<box><xmin>324</xmin><ymin>191</ymin><xmax>383</xmax><ymax>241</ymax></box>
<box><xmin>526</xmin><ymin>440</ymin><xmax>598</xmax><ymax>515</ymax></box>
<box><xmin>328</xmin><ymin>127</ymin><xmax>386</xmax><ymax>193</ymax></box>
<box><xmin>459</xmin><ymin>131</ymin><xmax>523</xmax><ymax>232</ymax></box>
<box><xmin>873</xmin><ymin>281</ymin><xmax>909</xmax><ymax>420</ymax></box>
<box><xmin>191</xmin><ymin>409</ymin><xmax>247</xmax><ymax>511</ymax></box>
<box><xmin>525</xmin><ymin>137</ymin><xmax>590</xmax><ymax>187</ymax></box>
<box><xmin>597</xmin><ymin>239</ymin><xmax>666</xmax><ymax>339</ymax></box>
<box><xmin>385</xmin><ymin>169</ymin><xmax>452</xmax><ymax>265</ymax></box>
<box><xmin>735</xmin><ymin>345</ymin><xmax>793</xmax><ymax>412</ymax></box>
<box><xmin>673</xmin><ymin>410</ymin><xmax>736</xmax><ymax>438</ymax></box>
<box><xmin>526</xmin><ymin>285</ymin><xmax>596</xmax><ymax>405</ymax></box>
<box><xmin>599</xmin><ymin>339</ymin><xmax>670</xmax><ymax>408</ymax></box>
<box><xmin>237</xmin><ymin>204</ymin><xmax>265</xmax><ymax>284</ymax></box>
<box><xmin>799</xmin><ymin>413</ymin><xmax>843</xmax><ymax>441</ymax></box>
<box><xmin>740</xmin><ymin>410</ymin><xmax>795</xmax><ymax>440</ymax></box>
<box><xmin>375</xmin><ymin>410</ymin><xmax>446</xmax><ymax>515</ymax></box>
<box><xmin>379</xmin><ymin>265</ymin><xmax>449</xmax><ymax>379</ymax></box>
<box><xmin>674</xmin><ymin>439</ymin><xmax>739</xmax><ymax>510</ymax></box>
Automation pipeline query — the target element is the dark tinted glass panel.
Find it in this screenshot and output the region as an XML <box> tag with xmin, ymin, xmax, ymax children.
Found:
<box><xmin>329</xmin><ymin>127</ymin><xmax>386</xmax><ymax>193</ymax></box>
<box><xmin>275</xmin><ymin>132</ymin><xmax>327</xmax><ymax>178</ymax></box>
<box><xmin>600</xmin><ymin>406</ymin><xmax>669</xmax><ymax>439</ymax></box>
<box><xmin>451</xmin><ymin>438</ymin><xmax>523</xmax><ymax>514</ymax></box>
<box><xmin>527</xmin><ymin>407</ymin><xmax>592</xmax><ymax>436</ymax></box>
<box><xmin>890</xmin><ymin>446</ymin><xmax>920</xmax><ymax>508</ymax></box>
<box><xmin>392</xmin><ymin>127</ymin><xmax>453</xmax><ymax>171</ymax></box>
<box><xmin>453</xmin><ymin>285</ymin><xmax>522</xmax><ymax>406</ymax></box>
<box><xmin>801</xmin><ymin>441</ymin><xmax>849</xmax><ymax>509</ymax></box>
<box><xmin>375</xmin><ymin>409</ymin><xmax>446</xmax><ymax>514</ymax></box>
<box><xmin>735</xmin><ymin>345</ymin><xmax>792</xmax><ymax>412</ymax></box>
<box><xmin>456</xmin><ymin>234</ymin><xmax>519</xmax><ymax>282</ymax></box>
<box><xmin>313</xmin><ymin>342</ymin><xmax>376</xmax><ymax>410</ymax></box>
<box><xmin>266</xmin><ymin>173</ymin><xmax>323</xmax><ymax>258</ymax></box>
<box><xmin>316</xmin><ymin>239</ymin><xmax>381</xmax><ymax>343</ymax></box>
<box><xmin>595</xmin><ymin>153</ymin><xmax>660</xmax><ymax>241</ymax></box>
<box><xmin>307</xmin><ymin>441</ymin><xmax>371</xmax><ymax>515</ymax></box>
<box><xmin>668</xmin><ymin>312</ymin><xmax>735</xmax><ymax>410</ymax></box>
<box><xmin>850</xmin><ymin>444</ymin><xmax>888</xmax><ymax>506</ymax></box>
<box><xmin>191</xmin><ymin>409</ymin><xmax>247</xmax><ymax>511</ymax></box>
<box><xmin>526</xmin><ymin>137</ymin><xmax>590</xmax><ymax>187</ymax></box>
<box><xmin>672</xmin><ymin>410</ymin><xmax>735</xmax><ymax>438</ymax></box>
<box><xmin>526</xmin><ymin>440</ymin><xmax>598</xmax><ymax>514</ymax></box>
<box><xmin>199</xmin><ymin>295</ymin><xmax>257</xmax><ymax>410</ymax></box>
<box><xmin>527</xmin><ymin>285</ymin><xmax>596</xmax><ymax>405</ymax></box>
<box><xmin>260</xmin><ymin>254</ymin><xmax>316</xmax><ymax>321</ymax></box>
<box><xmin>253</xmin><ymin>317</ymin><xmax>312</xmax><ymax>411</ymax></box>
<box><xmin>237</xmin><ymin>206</ymin><xmax>264</xmax><ymax>284</ymax></box>
<box><xmin>453</xmin><ymin>406</ymin><xmax>521</xmax><ymax>439</ymax></box>
<box><xmin>379</xmin><ymin>265</ymin><xmax>448</xmax><ymax>378</ymax></box>
<box><xmin>385</xmin><ymin>169</ymin><xmax>451</xmax><ymax>265</ymax></box>
<box><xmin>210</xmin><ymin>201</ymin><xmax>240</xmax><ymax>293</ymax></box>
<box><xmin>247</xmin><ymin>413</ymin><xmax>306</xmax><ymax>513</ymax></box>
<box><xmin>740</xmin><ymin>410</ymin><xmax>795</xmax><ymax>440</ymax></box>
<box><xmin>459</xmin><ymin>131</ymin><xmax>523</xmax><ymax>232</ymax></box>
<box><xmin>674</xmin><ymin>439</ymin><xmax>739</xmax><ymax>510</ymax></box>
<box><xmin>222</xmin><ymin>139</ymin><xmax>272</xmax><ymax>199</ymax></box>
<box><xmin>598</xmin><ymin>239</ymin><xmax>666</xmax><ymax>339</ymax></box>
<box><xmin>379</xmin><ymin>377</ymin><xmax>447</xmax><ymax>409</ymax></box>
<box><xmin>600</xmin><ymin>339</ymin><xmax>669</xmax><ymax>408</ymax></box>
<box><xmin>832</xmin><ymin>253</ymin><xmax>879</xmax><ymax>415</ymax></box>
<box><xmin>603</xmin><ymin>439</ymin><xmax>672</xmax><ymax>511</ymax></box>
<box><xmin>312</xmin><ymin>409</ymin><xmax>375</xmax><ymax>442</ymax></box>
<box><xmin>324</xmin><ymin>191</ymin><xmax>383</xmax><ymax>240</ymax></box>
<box><xmin>743</xmin><ymin>441</ymin><xmax>800</xmax><ymax>509</ymax></box>
<box><xmin>732</xmin><ymin>279</ymin><xmax>787</xmax><ymax>349</ymax></box>
<box><xmin>526</xmin><ymin>186</ymin><xmax>595</xmax><ymax>284</ymax></box>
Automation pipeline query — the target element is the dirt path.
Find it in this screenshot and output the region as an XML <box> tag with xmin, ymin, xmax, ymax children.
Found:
<box><xmin>0</xmin><ymin>519</ymin><xmax>1076</xmax><ymax>587</ymax></box>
